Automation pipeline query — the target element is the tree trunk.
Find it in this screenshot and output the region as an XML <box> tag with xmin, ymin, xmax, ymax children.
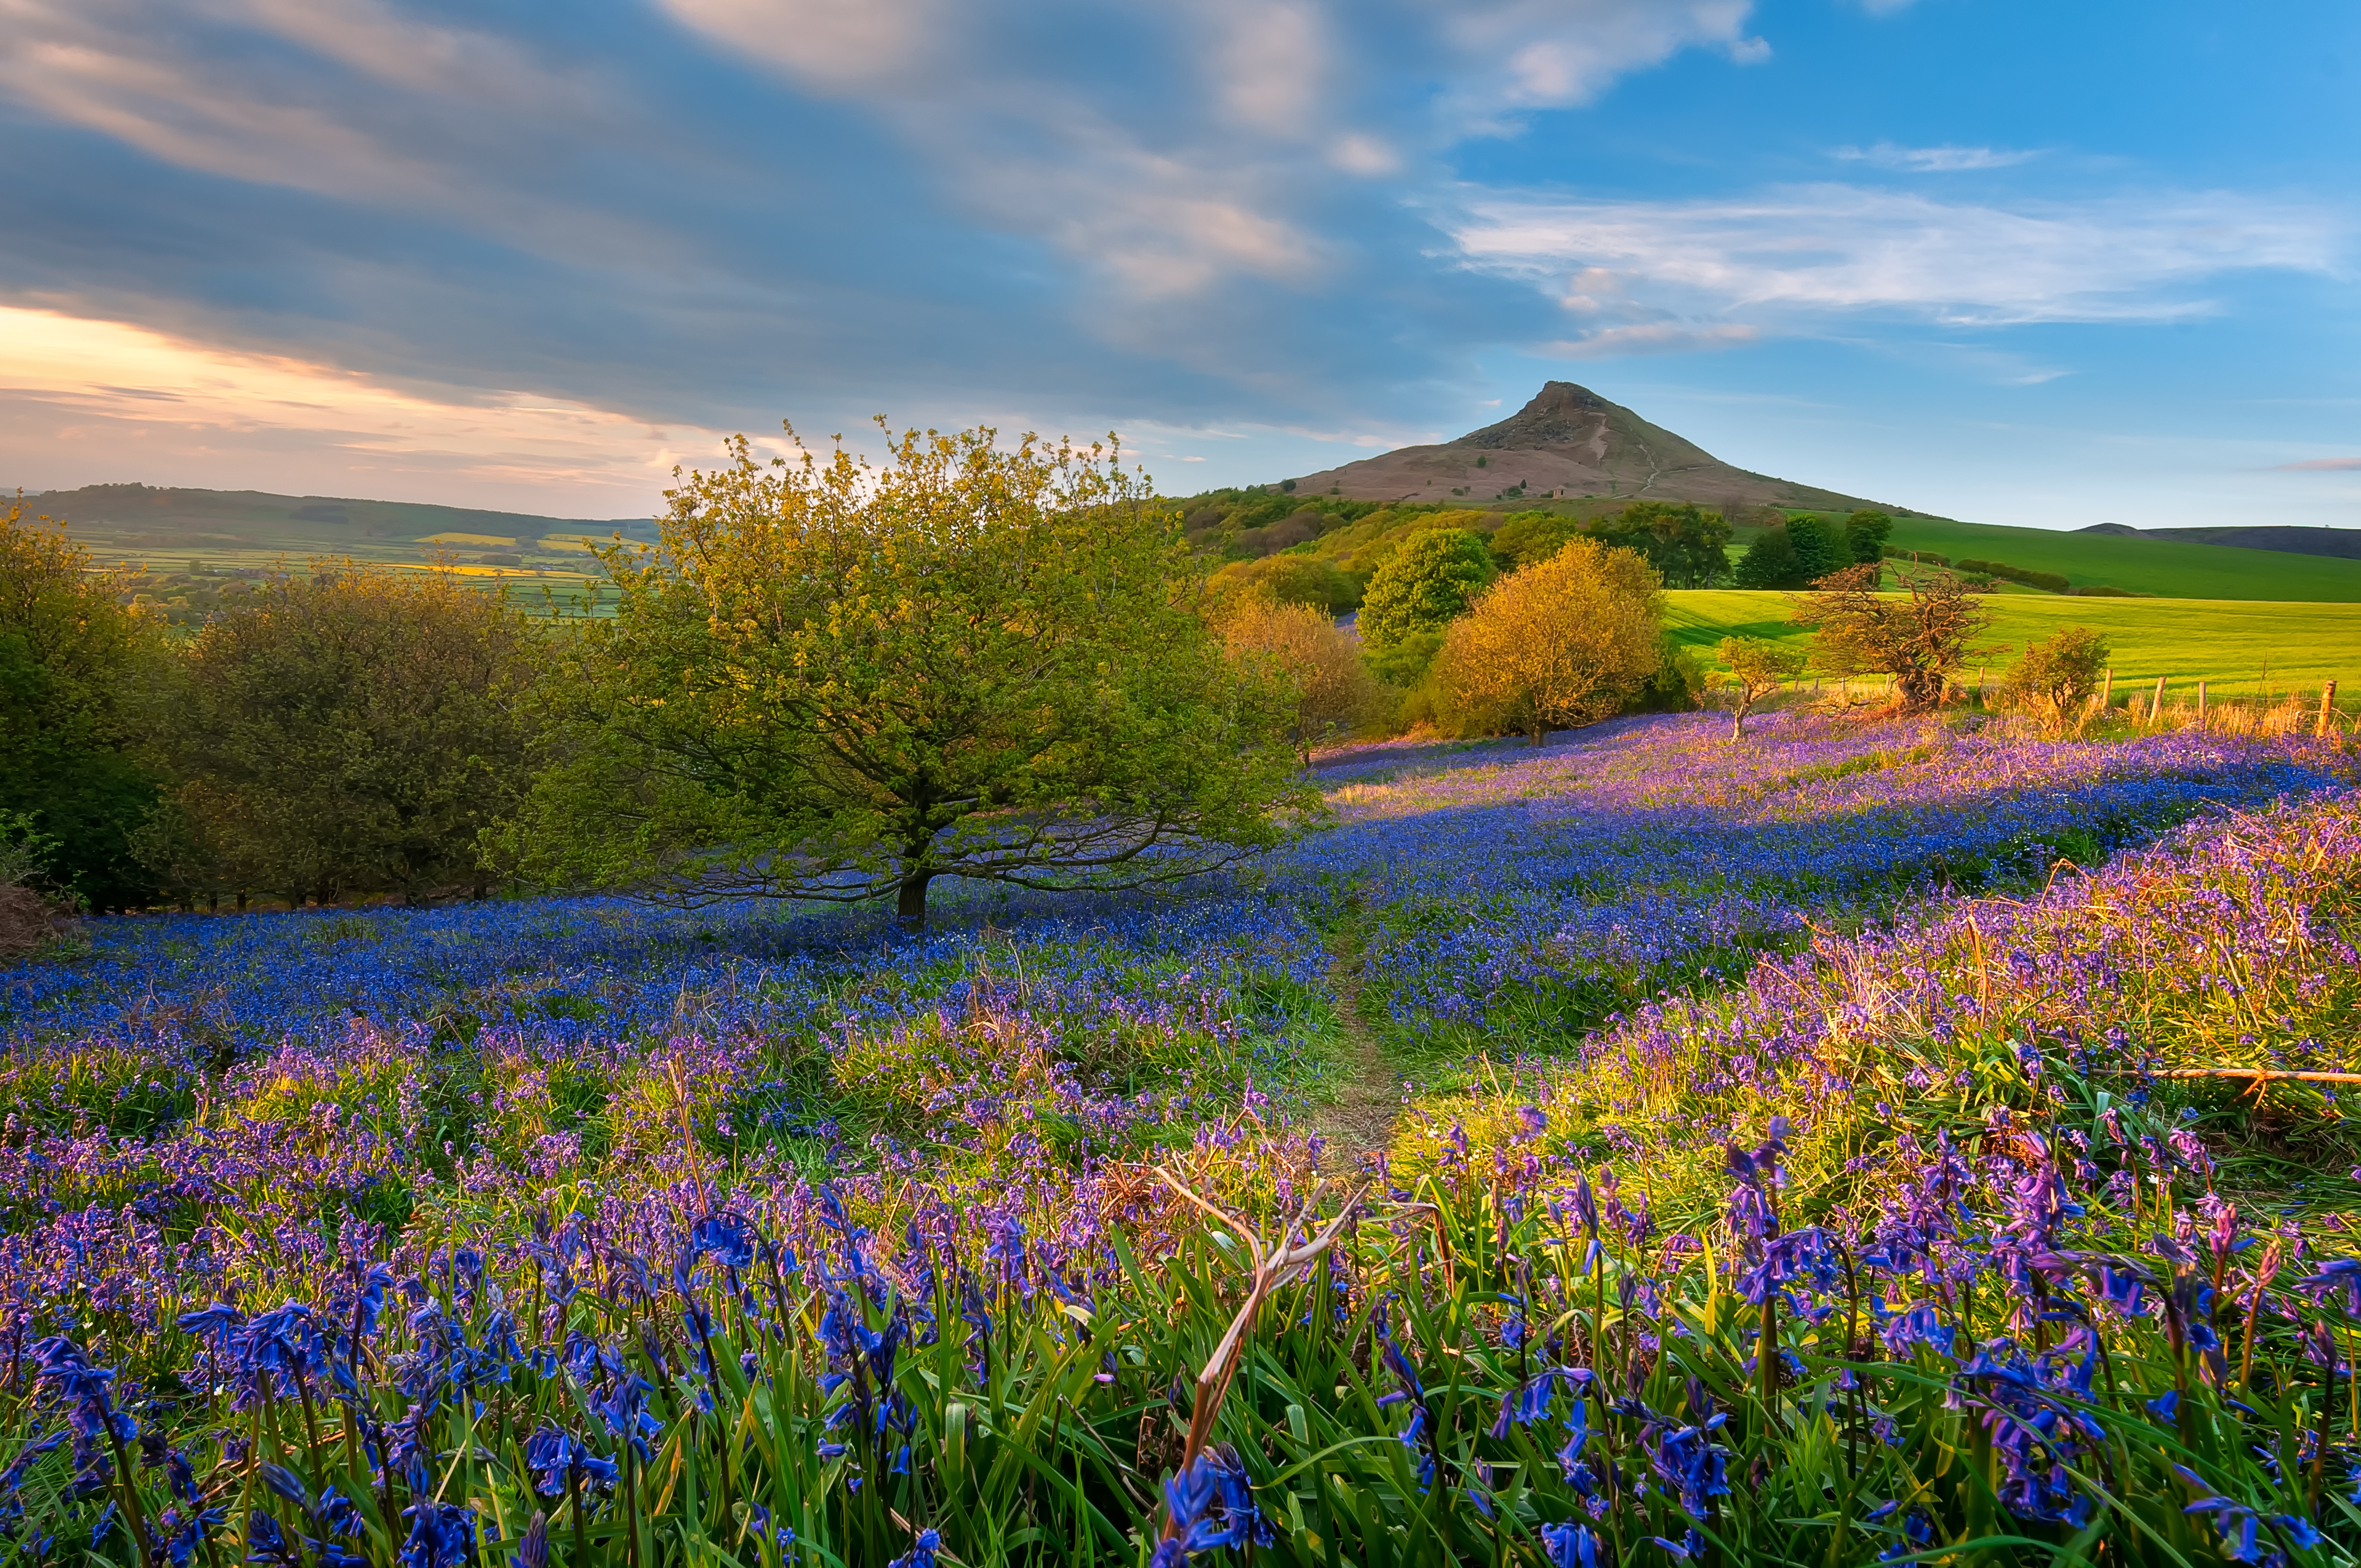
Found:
<box><xmin>896</xmin><ymin>869</ymin><xmax>933</xmax><ymax>930</ymax></box>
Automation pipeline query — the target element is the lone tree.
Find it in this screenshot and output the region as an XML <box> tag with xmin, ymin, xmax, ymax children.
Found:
<box><xmin>1435</xmin><ymin>537</ymin><xmax>1664</xmax><ymax>745</ymax></box>
<box><xmin>1789</xmin><ymin>563</ymin><xmax>1995</xmax><ymax>714</ymax></box>
<box><xmin>503</xmin><ymin>423</ymin><xmax>1312</xmax><ymax>928</ymax></box>
<box><xmin>1717</xmin><ymin>635</ymin><xmax>1808</xmax><ymax>741</ymax></box>
<box><xmin>1843</xmin><ymin>509</ymin><xmax>1894</xmax><ymax>564</ymax></box>
<box><xmin>1221</xmin><ymin>595</ymin><xmax>1383</xmax><ymax>765</ymax></box>
<box><xmin>2000</xmin><ymin>626</ymin><xmax>2109</xmax><ymax>737</ymax></box>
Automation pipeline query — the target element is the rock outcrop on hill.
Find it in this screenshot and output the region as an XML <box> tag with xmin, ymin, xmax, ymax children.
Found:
<box><xmin>1286</xmin><ymin>382</ymin><xmax>1891</xmax><ymax>511</ymax></box>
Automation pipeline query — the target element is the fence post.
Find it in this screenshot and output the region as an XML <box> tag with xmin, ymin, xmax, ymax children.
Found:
<box><xmin>2321</xmin><ymin>680</ymin><xmax>2340</xmax><ymax>739</ymax></box>
<box><xmin>2150</xmin><ymin>674</ymin><xmax>2167</xmax><ymax>723</ymax></box>
<box><xmin>2196</xmin><ymin>679</ymin><xmax>2207</xmax><ymax>725</ymax></box>
<box><xmin>2099</xmin><ymin>667</ymin><xmax>2113</xmax><ymax>710</ymax></box>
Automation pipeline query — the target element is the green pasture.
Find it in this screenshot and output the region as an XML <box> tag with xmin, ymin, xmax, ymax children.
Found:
<box><xmin>1874</xmin><ymin>513</ymin><xmax>2361</xmax><ymax>600</ymax></box>
<box><xmin>1667</xmin><ymin>587</ymin><xmax>2361</xmax><ymax>696</ymax></box>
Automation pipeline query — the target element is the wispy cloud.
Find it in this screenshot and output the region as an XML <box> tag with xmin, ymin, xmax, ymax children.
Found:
<box><xmin>1832</xmin><ymin>141</ymin><xmax>2042</xmax><ymax>172</ymax></box>
<box><xmin>2278</xmin><ymin>457</ymin><xmax>2361</xmax><ymax>470</ymax></box>
<box><xmin>1456</xmin><ymin>184</ymin><xmax>2346</xmax><ymax>327</ymax></box>
<box><xmin>1542</xmin><ymin>323</ymin><xmax>1759</xmax><ymax>358</ymax></box>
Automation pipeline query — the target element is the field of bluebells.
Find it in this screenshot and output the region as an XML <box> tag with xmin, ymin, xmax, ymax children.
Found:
<box><xmin>7</xmin><ymin>711</ymin><xmax>2361</xmax><ymax>1567</ymax></box>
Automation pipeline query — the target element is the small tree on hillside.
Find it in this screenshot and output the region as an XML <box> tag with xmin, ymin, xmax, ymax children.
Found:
<box><xmin>1843</xmin><ymin>510</ymin><xmax>1894</xmax><ymax>564</ymax></box>
<box><xmin>1718</xmin><ymin>635</ymin><xmax>1808</xmax><ymax>741</ymax></box>
<box><xmin>1222</xmin><ymin>595</ymin><xmax>1383</xmax><ymax>764</ymax></box>
<box><xmin>501</xmin><ymin>423</ymin><xmax>1313</xmax><ymax>929</ymax></box>
<box><xmin>2000</xmin><ymin>626</ymin><xmax>2110</xmax><ymax>737</ymax></box>
<box><xmin>1789</xmin><ymin>563</ymin><xmax>1995</xmax><ymax>714</ymax></box>
<box><xmin>1435</xmin><ymin>538</ymin><xmax>1664</xmax><ymax>745</ymax></box>
<box><xmin>1358</xmin><ymin>527</ymin><xmax>1493</xmax><ymax>684</ymax></box>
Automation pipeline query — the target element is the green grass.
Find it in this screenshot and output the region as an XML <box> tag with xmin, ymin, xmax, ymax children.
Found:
<box><xmin>1667</xmin><ymin>587</ymin><xmax>2361</xmax><ymax>695</ymax></box>
<box><xmin>1876</xmin><ymin>513</ymin><xmax>2361</xmax><ymax>600</ymax></box>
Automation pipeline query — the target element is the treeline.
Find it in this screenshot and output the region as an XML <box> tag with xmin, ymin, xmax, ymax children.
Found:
<box><xmin>4</xmin><ymin>447</ymin><xmax>2084</xmax><ymax>927</ymax></box>
<box><xmin>3</xmin><ymin>499</ymin><xmax>537</xmax><ymax>912</ymax></box>
<box><xmin>3</xmin><ymin>433</ymin><xmax>1324</xmax><ymax>929</ymax></box>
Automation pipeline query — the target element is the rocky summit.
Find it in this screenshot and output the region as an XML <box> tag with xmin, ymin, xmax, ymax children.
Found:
<box><xmin>1287</xmin><ymin>380</ymin><xmax>1888</xmax><ymax>511</ymax></box>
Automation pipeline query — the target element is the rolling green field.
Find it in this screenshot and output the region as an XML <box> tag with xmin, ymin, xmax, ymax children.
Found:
<box><xmin>1873</xmin><ymin>513</ymin><xmax>2361</xmax><ymax>600</ymax></box>
<box><xmin>1667</xmin><ymin>587</ymin><xmax>2361</xmax><ymax>696</ymax></box>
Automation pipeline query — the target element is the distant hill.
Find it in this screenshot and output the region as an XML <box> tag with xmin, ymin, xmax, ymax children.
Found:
<box><xmin>2081</xmin><ymin>522</ymin><xmax>2361</xmax><ymax>561</ymax></box>
<box><xmin>1288</xmin><ymin>382</ymin><xmax>1897</xmax><ymax>511</ymax></box>
<box><xmin>20</xmin><ymin>483</ymin><xmax>654</xmax><ymax>573</ymax></box>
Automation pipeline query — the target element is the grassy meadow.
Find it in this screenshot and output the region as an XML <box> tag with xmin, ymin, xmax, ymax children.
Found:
<box><xmin>1668</xmin><ymin>587</ymin><xmax>2361</xmax><ymax>699</ymax></box>
<box><xmin>1878</xmin><ymin>514</ymin><xmax>2361</xmax><ymax>601</ymax></box>
<box><xmin>8</xmin><ymin>711</ymin><xmax>2361</xmax><ymax>1565</ymax></box>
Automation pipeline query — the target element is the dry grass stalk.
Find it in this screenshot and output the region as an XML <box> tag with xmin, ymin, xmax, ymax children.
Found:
<box><xmin>1151</xmin><ymin>1169</ymin><xmax>1366</xmax><ymax>1538</ymax></box>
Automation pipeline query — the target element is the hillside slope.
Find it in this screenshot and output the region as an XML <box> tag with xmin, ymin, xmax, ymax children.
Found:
<box><xmin>1885</xmin><ymin>515</ymin><xmax>2361</xmax><ymax>601</ymax></box>
<box><xmin>21</xmin><ymin>482</ymin><xmax>653</xmax><ymax>571</ymax></box>
<box><xmin>1288</xmin><ymin>382</ymin><xmax>1894</xmax><ymax>510</ymax></box>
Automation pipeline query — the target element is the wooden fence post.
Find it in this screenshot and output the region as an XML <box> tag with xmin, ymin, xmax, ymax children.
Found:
<box><xmin>2151</xmin><ymin>674</ymin><xmax>2167</xmax><ymax>723</ymax></box>
<box><xmin>2196</xmin><ymin>679</ymin><xmax>2207</xmax><ymax>724</ymax></box>
<box><xmin>2098</xmin><ymin>667</ymin><xmax>2113</xmax><ymax>710</ymax></box>
<box><xmin>2321</xmin><ymin>680</ymin><xmax>2340</xmax><ymax>738</ymax></box>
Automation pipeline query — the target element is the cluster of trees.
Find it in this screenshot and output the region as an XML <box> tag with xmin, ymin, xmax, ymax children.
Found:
<box><xmin>5</xmin><ymin>433</ymin><xmax>1325</xmax><ymax>929</ymax></box>
<box><xmin>1335</xmin><ymin>521</ymin><xmax>1693</xmax><ymax>744</ymax></box>
<box><xmin>15</xmin><ymin>440</ymin><xmax>2101</xmax><ymax>930</ymax></box>
<box><xmin>1734</xmin><ymin>510</ymin><xmax>1890</xmax><ymax>589</ymax></box>
<box><xmin>3</xmin><ymin>495</ymin><xmax>542</xmax><ymax>914</ymax></box>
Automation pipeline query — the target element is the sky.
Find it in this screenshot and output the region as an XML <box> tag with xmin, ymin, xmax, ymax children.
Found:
<box><xmin>2</xmin><ymin>0</ymin><xmax>2357</xmax><ymax>528</ymax></box>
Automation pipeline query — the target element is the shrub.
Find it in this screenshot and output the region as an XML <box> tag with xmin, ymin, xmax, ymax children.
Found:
<box><xmin>2001</xmin><ymin>625</ymin><xmax>2110</xmax><ymax>735</ymax></box>
<box><xmin>1434</xmin><ymin>537</ymin><xmax>1664</xmax><ymax>744</ymax></box>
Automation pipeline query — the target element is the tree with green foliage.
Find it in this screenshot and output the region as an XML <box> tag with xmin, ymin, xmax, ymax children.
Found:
<box><xmin>1791</xmin><ymin>563</ymin><xmax>1995</xmax><ymax>714</ymax></box>
<box><xmin>1591</xmin><ymin>502</ymin><xmax>1733</xmax><ymax>589</ymax></box>
<box><xmin>150</xmin><ymin>562</ymin><xmax>538</xmax><ymax>906</ymax></box>
<box><xmin>1786</xmin><ymin>514</ymin><xmax>1849</xmax><ymax>583</ymax></box>
<box><xmin>1488</xmin><ymin>510</ymin><xmax>1580</xmax><ymax>572</ymax></box>
<box><xmin>502</xmin><ymin>424</ymin><xmax>1313</xmax><ymax>929</ymax></box>
<box><xmin>1718</xmin><ymin>635</ymin><xmax>1808</xmax><ymax>740</ymax></box>
<box><xmin>2000</xmin><ymin>625</ymin><xmax>2109</xmax><ymax>736</ymax></box>
<box><xmin>1733</xmin><ymin>526</ymin><xmax>1799</xmax><ymax>590</ymax></box>
<box><xmin>1208</xmin><ymin>553</ymin><xmax>1358</xmax><ymax>614</ymax></box>
<box><xmin>1221</xmin><ymin>595</ymin><xmax>1384</xmax><ymax>764</ymax></box>
<box><xmin>1358</xmin><ymin>527</ymin><xmax>1493</xmax><ymax>683</ymax></box>
<box><xmin>1843</xmin><ymin>509</ymin><xmax>1893</xmax><ymax>564</ymax></box>
<box><xmin>1435</xmin><ymin>538</ymin><xmax>1664</xmax><ymax>744</ymax></box>
<box><xmin>0</xmin><ymin>496</ymin><xmax>162</xmax><ymax>910</ymax></box>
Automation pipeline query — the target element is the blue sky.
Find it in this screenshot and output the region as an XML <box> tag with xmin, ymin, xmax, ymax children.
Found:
<box><xmin>2</xmin><ymin>0</ymin><xmax>2356</xmax><ymax>527</ymax></box>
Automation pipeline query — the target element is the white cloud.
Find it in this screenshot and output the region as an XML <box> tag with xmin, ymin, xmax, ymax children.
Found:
<box><xmin>1421</xmin><ymin>0</ymin><xmax>1757</xmax><ymax>121</ymax></box>
<box><xmin>655</xmin><ymin>0</ymin><xmax>1777</xmax><ymax>307</ymax></box>
<box><xmin>1542</xmin><ymin>323</ymin><xmax>1759</xmax><ymax>358</ymax></box>
<box><xmin>1457</xmin><ymin>184</ymin><xmax>2346</xmax><ymax>326</ymax></box>
<box><xmin>1834</xmin><ymin>141</ymin><xmax>2042</xmax><ymax>172</ymax></box>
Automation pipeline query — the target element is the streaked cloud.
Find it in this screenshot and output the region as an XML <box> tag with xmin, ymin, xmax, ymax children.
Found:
<box><xmin>1833</xmin><ymin>141</ymin><xmax>2042</xmax><ymax>172</ymax></box>
<box><xmin>1457</xmin><ymin>185</ymin><xmax>2346</xmax><ymax>327</ymax></box>
<box><xmin>2279</xmin><ymin>457</ymin><xmax>2361</xmax><ymax>471</ymax></box>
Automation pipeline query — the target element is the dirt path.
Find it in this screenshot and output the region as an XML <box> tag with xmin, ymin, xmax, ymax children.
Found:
<box><xmin>1314</xmin><ymin>934</ymin><xmax>1399</xmax><ymax>1166</ymax></box>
